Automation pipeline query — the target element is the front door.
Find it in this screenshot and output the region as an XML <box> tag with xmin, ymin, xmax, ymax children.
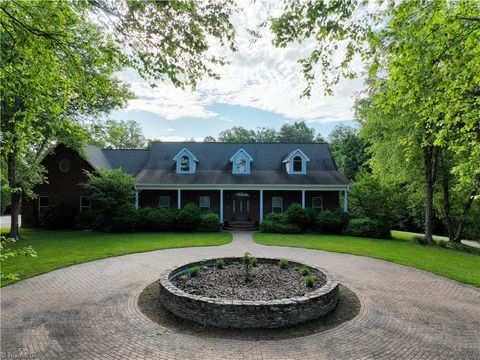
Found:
<box><xmin>232</xmin><ymin>192</ymin><xmax>250</xmax><ymax>220</ymax></box>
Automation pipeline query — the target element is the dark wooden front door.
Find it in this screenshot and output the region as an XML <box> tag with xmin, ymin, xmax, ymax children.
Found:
<box><xmin>232</xmin><ymin>192</ymin><xmax>250</xmax><ymax>220</ymax></box>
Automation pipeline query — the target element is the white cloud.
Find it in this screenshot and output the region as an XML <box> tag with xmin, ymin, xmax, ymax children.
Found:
<box><xmin>149</xmin><ymin>136</ymin><xmax>204</xmax><ymax>142</ymax></box>
<box><xmin>118</xmin><ymin>1</ymin><xmax>365</xmax><ymax>123</ymax></box>
<box><xmin>164</xmin><ymin>128</ymin><xmax>176</xmax><ymax>132</ymax></box>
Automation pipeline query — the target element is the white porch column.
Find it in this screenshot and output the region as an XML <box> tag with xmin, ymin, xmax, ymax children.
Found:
<box><xmin>259</xmin><ymin>189</ymin><xmax>264</xmax><ymax>223</ymax></box>
<box><xmin>177</xmin><ymin>189</ymin><xmax>181</xmax><ymax>209</ymax></box>
<box><xmin>301</xmin><ymin>190</ymin><xmax>305</xmax><ymax>208</ymax></box>
<box><xmin>343</xmin><ymin>189</ymin><xmax>348</xmax><ymax>212</ymax></box>
<box><xmin>220</xmin><ymin>189</ymin><xmax>224</xmax><ymax>224</ymax></box>
<box><xmin>135</xmin><ymin>190</ymin><xmax>139</xmax><ymax>209</ymax></box>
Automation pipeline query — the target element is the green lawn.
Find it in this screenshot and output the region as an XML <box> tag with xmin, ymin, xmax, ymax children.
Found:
<box><xmin>253</xmin><ymin>232</ymin><xmax>480</xmax><ymax>287</ymax></box>
<box><xmin>1</xmin><ymin>228</ymin><xmax>232</xmax><ymax>287</ymax></box>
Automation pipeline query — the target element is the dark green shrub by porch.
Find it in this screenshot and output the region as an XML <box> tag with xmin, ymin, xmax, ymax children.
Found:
<box><xmin>316</xmin><ymin>210</ymin><xmax>348</xmax><ymax>234</ymax></box>
<box><xmin>177</xmin><ymin>203</ymin><xmax>201</xmax><ymax>231</ymax></box>
<box><xmin>200</xmin><ymin>212</ymin><xmax>221</xmax><ymax>232</ymax></box>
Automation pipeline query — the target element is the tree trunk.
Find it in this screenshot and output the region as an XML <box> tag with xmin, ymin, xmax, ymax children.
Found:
<box><xmin>423</xmin><ymin>146</ymin><xmax>437</xmax><ymax>245</ymax></box>
<box><xmin>439</xmin><ymin>154</ymin><xmax>455</xmax><ymax>241</ymax></box>
<box><xmin>454</xmin><ymin>182</ymin><xmax>479</xmax><ymax>242</ymax></box>
<box><xmin>7</xmin><ymin>149</ymin><xmax>20</xmax><ymax>240</ymax></box>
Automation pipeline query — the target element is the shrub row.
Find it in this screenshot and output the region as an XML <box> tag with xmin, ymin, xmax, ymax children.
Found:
<box><xmin>40</xmin><ymin>202</ymin><xmax>220</xmax><ymax>232</ymax></box>
<box><xmin>260</xmin><ymin>202</ymin><xmax>388</xmax><ymax>238</ymax></box>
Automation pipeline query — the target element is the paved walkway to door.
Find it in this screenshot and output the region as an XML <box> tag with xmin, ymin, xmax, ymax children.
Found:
<box><xmin>1</xmin><ymin>232</ymin><xmax>479</xmax><ymax>359</ymax></box>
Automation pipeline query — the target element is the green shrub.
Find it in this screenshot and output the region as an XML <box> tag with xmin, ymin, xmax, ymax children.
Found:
<box><xmin>74</xmin><ymin>210</ymin><xmax>96</xmax><ymax>230</ymax></box>
<box><xmin>278</xmin><ymin>258</ymin><xmax>288</xmax><ymax>269</ymax></box>
<box><xmin>110</xmin><ymin>204</ymin><xmax>138</xmax><ymax>232</ymax></box>
<box><xmin>300</xmin><ymin>266</ymin><xmax>310</xmax><ymax>276</ymax></box>
<box><xmin>177</xmin><ymin>203</ymin><xmax>201</xmax><ymax>231</ymax></box>
<box><xmin>178</xmin><ymin>274</ymin><xmax>188</xmax><ymax>281</ymax></box>
<box><xmin>343</xmin><ymin>217</ymin><xmax>389</xmax><ymax>238</ymax></box>
<box><xmin>286</xmin><ymin>203</ymin><xmax>311</xmax><ymax>229</ymax></box>
<box><xmin>40</xmin><ymin>202</ymin><xmax>77</xmax><ymax>229</ymax></box>
<box><xmin>261</xmin><ymin>219</ymin><xmax>302</xmax><ymax>234</ymax></box>
<box><xmin>200</xmin><ymin>212</ymin><xmax>220</xmax><ymax>232</ymax></box>
<box><xmin>264</xmin><ymin>212</ymin><xmax>287</xmax><ymax>223</ymax></box>
<box><xmin>303</xmin><ymin>207</ymin><xmax>318</xmax><ymax>229</ymax></box>
<box><xmin>304</xmin><ymin>275</ymin><xmax>316</xmax><ymax>287</ymax></box>
<box><xmin>436</xmin><ymin>239</ymin><xmax>447</xmax><ymax>248</ymax></box>
<box><xmin>82</xmin><ymin>169</ymin><xmax>136</xmax><ymax>231</ymax></box>
<box><xmin>413</xmin><ymin>235</ymin><xmax>427</xmax><ymax>245</ymax></box>
<box><xmin>216</xmin><ymin>258</ymin><xmax>225</xmax><ymax>269</ymax></box>
<box><xmin>137</xmin><ymin>207</ymin><xmax>178</xmax><ymax>231</ymax></box>
<box><xmin>316</xmin><ymin>210</ymin><xmax>348</xmax><ymax>234</ymax></box>
<box><xmin>187</xmin><ymin>266</ymin><xmax>200</xmax><ymax>277</ymax></box>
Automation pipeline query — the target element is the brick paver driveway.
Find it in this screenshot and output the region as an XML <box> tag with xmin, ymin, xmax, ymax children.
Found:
<box><xmin>2</xmin><ymin>232</ymin><xmax>479</xmax><ymax>359</ymax></box>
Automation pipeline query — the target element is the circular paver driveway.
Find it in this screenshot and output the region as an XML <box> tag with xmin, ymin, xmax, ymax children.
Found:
<box><xmin>1</xmin><ymin>232</ymin><xmax>479</xmax><ymax>360</ymax></box>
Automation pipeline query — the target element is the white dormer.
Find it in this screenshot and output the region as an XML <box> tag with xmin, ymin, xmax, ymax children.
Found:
<box><xmin>173</xmin><ymin>148</ymin><xmax>199</xmax><ymax>174</ymax></box>
<box><xmin>230</xmin><ymin>148</ymin><xmax>253</xmax><ymax>175</ymax></box>
<box><xmin>283</xmin><ymin>148</ymin><xmax>310</xmax><ymax>175</ymax></box>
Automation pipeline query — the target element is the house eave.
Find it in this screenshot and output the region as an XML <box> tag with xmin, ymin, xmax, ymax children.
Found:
<box><xmin>135</xmin><ymin>183</ymin><xmax>350</xmax><ymax>191</ymax></box>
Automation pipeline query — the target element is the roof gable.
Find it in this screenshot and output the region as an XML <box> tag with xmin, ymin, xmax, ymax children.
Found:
<box><xmin>282</xmin><ymin>148</ymin><xmax>310</xmax><ymax>163</ymax></box>
<box><xmin>229</xmin><ymin>148</ymin><xmax>253</xmax><ymax>162</ymax></box>
<box><xmin>172</xmin><ymin>147</ymin><xmax>199</xmax><ymax>162</ymax></box>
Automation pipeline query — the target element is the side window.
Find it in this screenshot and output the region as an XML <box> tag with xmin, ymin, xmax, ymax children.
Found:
<box><xmin>312</xmin><ymin>197</ymin><xmax>323</xmax><ymax>212</ymax></box>
<box><xmin>59</xmin><ymin>159</ymin><xmax>70</xmax><ymax>173</ymax></box>
<box><xmin>293</xmin><ymin>156</ymin><xmax>302</xmax><ymax>172</ymax></box>
<box><xmin>272</xmin><ymin>196</ymin><xmax>283</xmax><ymax>213</ymax></box>
<box><xmin>180</xmin><ymin>155</ymin><xmax>190</xmax><ymax>172</ymax></box>
<box><xmin>159</xmin><ymin>196</ymin><xmax>170</xmax><ymax>209</ymax></box>
<box><xmin>38</xmin><ymin>196</ymin><xmax>49</xmax><ymax>213</ymax></box>
<box><xmin>80</xmin><ymin>196</ymin><xmax>91</xmax><ymax>212</ymax></box>
<box><xmin>199</xmin><ymin>196</ymin><xmax>211</xmax><ymax>213</ymax></box>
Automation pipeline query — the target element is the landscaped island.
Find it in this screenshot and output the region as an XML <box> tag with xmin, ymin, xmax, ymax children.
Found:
<box><xmin>159</xmin><ymin>254</ymin><xmax>339</xmax><ymax>328</ymax></box>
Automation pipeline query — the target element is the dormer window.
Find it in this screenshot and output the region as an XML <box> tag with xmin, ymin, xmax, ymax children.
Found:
<box><xmin>180</xmin><ymin>155</ymin><xmax>190</xmax><ymax>172</ymax></box>
<box><xmin>230</xmin><ymin>148</ymin><xmax>253</xmax><ymax>175</ymax></box>
<box><xmin>283</xmin><ymin>148</ymin><xmax>310</xmax><ymax>175</ymax></box>
<box><xmin>293</xmin><ymin>156</ymin><xmax>302</xmax><ymax>172</ymax></box>
<box><xmin>173</xmin><ymin>148</ymin><xmax>199</xmax><ymax>174</ymax></box>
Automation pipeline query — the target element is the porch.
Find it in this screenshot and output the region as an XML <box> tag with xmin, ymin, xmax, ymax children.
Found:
<box><xmin>135</xmin><ymin>186</ymin><xmax>349</xmax><ymax>226</ymax></box>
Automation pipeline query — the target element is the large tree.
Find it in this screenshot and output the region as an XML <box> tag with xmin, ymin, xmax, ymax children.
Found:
<box><xmin>270</xmin><ymin>0</ymin><xmax>480</xmax><ymax>243</ymax></box>
<box><xmin>87</xmin><ymin>119</ymin><xmax>146</xmax><ymax>149</ymax></box>
<box><xmin>1</xmin><ymin>0</ymin><xmax>238</xmax><ymax>239</ymax></box>
<box><xmin>328</xmin><ymin>124</ymin><xmax>369</xmax><ymax>180</ymax></box>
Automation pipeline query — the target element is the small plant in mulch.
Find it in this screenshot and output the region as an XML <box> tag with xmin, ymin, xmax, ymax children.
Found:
<box><xmin>300</xmin><ymin>266</ymin><xmax>310</xmax><ymax>276</ymax></box>
<box><xmin>178</xmin><ymin>274</ymin><xmax>189</xmax><ymax>281</ymax></box>
<box><xmin>201</xmin><ymin>266</ymin><xmax>209</xmax><ymax>271</ymax></box>
<box><xmin>187</xmin><ymin>267</ymin><xmax>200</xmax><ymax>277</ymax></box>
<box><xmin>243</xmin><ymin>252</ymin><xmax>254</xmax><ymax>282</ymax></box>
<box><xmin>216</xmin><ymin>258</ymin><xmax>225</xmax><ymax>269</ymax></box>
<box><xmin>278</xmin><ymin>259</ymin><xmax>288</xmax><ymax>269</ymax></box>
<box><xmin>304</xmin><ymin>275</ymin><xmax>316</xmax><ymax>287</ymax></box>
<box><xmin>251</xmin><ymin>257</ymin><xmax>257</xmax><ymax>267</ymax></box>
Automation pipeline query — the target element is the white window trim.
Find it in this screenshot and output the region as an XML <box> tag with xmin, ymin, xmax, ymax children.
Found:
<box><xmin>159</xmin><ymin>195</ymin><xmax>170</xmax><ymax>209</ymax></box>
<box><xmin>312</xmin><ymin>196</ymin><xmax>323</xmax><ymax>212</ymax></box>
<box><xmin>38</xmin><ymin>196</ymin><xmax>49</xmax><ymax>213</ymax></box>
<box><xmin>272</xmin><ymin>196</ymin><xmax>283</xmax><ymax>213</ymax></box>
<box><xmin>80</xmin><ymin>196</ymin><xmax>91</xmax><ymax>212</ymax></box>
<box><xmin>230</xmin><ymin>148</ymin><xmax>253</xmax><ymax>175</ymax></box>
<box><xmin>283</xmin><ymin>148</ymin><xmax>310</xmax><ymax>175</ymax></box>
<box><xmin>199</xmin><ymin>196</ymin><xmax>211</xmax><ymax>212</ymax></box>
<box><xmin>173</xmin><ymin>147</ymin><xmax>199</xmax><ymax>174</ymax></box>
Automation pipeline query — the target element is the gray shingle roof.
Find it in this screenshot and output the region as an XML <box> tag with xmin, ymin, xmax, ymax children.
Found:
<box><xmin>85</xmin><ymin>142</ymin><xmax>349</xmax><ymax>185</ymax></box>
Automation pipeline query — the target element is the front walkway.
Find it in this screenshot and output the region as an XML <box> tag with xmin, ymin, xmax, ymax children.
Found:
<box><xmin>1</xmin><ymin>232</ymin><xmax>479</xmax><ymax>359</ymax></box>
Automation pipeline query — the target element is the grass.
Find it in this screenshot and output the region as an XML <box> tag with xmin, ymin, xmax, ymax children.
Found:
<box><xmin>253</xmin><ymin>232</ymin><xmax>480</xmax><ymax>287</ymax></box>
<box><xmin>1</xmin><ymin>228</ymin><xmax>232</xmax><ymax>287</ymax></box>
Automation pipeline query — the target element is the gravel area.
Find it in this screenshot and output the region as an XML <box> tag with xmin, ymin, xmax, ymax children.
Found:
<box><xmin>171</xmin><ymin>262</ymin><xmax>326</xmax><ymax>301</ymax></box>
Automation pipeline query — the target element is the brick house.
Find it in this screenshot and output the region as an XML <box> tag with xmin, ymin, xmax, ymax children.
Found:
<box><xmin>22</xmin><ymin>142</ymin><xmax>350</xmax><ymax>229</ymax></box>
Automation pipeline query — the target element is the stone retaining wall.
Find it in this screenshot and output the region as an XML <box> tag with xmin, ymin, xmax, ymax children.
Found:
<box><xmin>159</xmin><ymin>257</ymin><xmax>339</xmax><ymax>328</ymax></box>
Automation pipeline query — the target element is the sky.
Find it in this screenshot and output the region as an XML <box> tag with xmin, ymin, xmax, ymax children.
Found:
<box><xmin>112</xmin><ymin>1</ymin><xmax>365</xmax><ymax>142</ymax></box>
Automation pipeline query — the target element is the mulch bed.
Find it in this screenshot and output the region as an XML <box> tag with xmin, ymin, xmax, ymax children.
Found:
<box><xmin>171</xmin><ymin>262</ymin><xmax>326</xmax><ymax>301</ymax></box>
